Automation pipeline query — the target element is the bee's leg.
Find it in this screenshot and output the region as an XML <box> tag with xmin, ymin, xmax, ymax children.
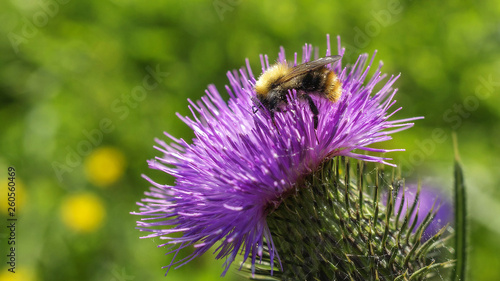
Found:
<box><xmin>270</xmin><ymin>111</ymin><xmax>280</xmax><ymax>134</ymax></box>
<box><xmin>301</xmin><ymin>94</ymin><xmax>319</xmax><ymax>143</ymax></box>
<box><xmin>302</xmin><ymin>94</ymin><xmax>319</xmax><ymax>130</ymax></box>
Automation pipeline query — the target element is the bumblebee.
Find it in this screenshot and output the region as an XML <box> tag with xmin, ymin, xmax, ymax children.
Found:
<box><xmin>253</xmin><ymin>55</ymin><xmax>342</xmax><ymax>129</ymax></box>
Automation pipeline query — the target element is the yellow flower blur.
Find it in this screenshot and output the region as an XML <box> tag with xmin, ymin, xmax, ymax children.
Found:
<box><xmin>84</xmin><ymin>146</ymin><xmax>126</xmax><ymax>187</ymax></box>
<box><xmin>0</xmin><ymin>179</ymin><xmax>26</xmax><ymax>215</ymax></box>
<box><xmin>61</xmin><ymin>193</ymin><xmax>106</xmax><ymax>233</ymax></box>
<box><xmin>0</xmin><ymin>268</ymin><xmax>36</xmax><ymax>281</ymax></box>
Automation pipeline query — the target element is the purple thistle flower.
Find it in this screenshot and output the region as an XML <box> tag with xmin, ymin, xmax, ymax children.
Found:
<box><xmin>133</xmin><ymin>35</ymin><xmax>421</xmax><ymax>277</ymax></box>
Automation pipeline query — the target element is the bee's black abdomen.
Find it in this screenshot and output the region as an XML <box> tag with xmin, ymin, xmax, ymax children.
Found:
<box><xmin>299</xmin><ymin>68</ymin><xmax>328</xmax><ymax>93</ymax></box>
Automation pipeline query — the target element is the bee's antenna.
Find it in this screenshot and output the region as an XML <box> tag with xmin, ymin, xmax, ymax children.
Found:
<box><xmin>232</xmin><ymin>96</ymin><xmax>258</xmax><ymax>117</ymax></box>
<box><xmin>270</xmin><ymin>111</ymin><xmax>281</xmax><ymax>135</ymax></box>
<box><xmin>251</xmin><ymin>96</ymin><xmax>263</xmax><ymax>113</ymax></box>
<box><xmin>239</xmin><ymin>105</ymin><xmax>255</xmax><ymax>116</ymax></box>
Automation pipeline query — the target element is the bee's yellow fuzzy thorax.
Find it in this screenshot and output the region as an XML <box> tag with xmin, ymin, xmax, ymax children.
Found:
<box><xmin>254</xmin><ymin>63</ymin><xmax>289</xmax><ymax>96</ymax></box>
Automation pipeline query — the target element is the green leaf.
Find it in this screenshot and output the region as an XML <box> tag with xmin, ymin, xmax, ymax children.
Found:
<box><xmin>452</xmin><ymin>133</ymin><xmax>467</xmax><ymax>281</ymax></box>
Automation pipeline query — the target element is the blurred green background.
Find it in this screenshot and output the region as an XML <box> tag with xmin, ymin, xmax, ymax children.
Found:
<box><xmin>0</xmin><ymin>0</ymin><xmax>499</xmax><ymax>280</ymax></box>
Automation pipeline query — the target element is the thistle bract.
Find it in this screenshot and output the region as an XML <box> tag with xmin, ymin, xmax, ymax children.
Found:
<box><xmin>254</xmin><ymin>158</ymin><xmax>453</xmax><ymax>280</ymax></box>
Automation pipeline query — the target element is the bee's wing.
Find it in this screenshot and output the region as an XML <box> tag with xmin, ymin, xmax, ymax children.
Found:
<box><xmin>275</xmin><ymin>55</ymin><xmax>341</xmax><ymax>84</ymax></box>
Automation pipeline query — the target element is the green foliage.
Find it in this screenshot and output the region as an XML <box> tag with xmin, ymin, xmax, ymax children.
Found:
<box><xmin>0</xmin><ymin>0</ymin><xmax>497</xmax><ymax>280</ymax></box>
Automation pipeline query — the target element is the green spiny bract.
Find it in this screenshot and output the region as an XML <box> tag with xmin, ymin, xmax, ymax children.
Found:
<box><xmin>244</xmin><ymin>158</ymin><xmax>453</xmax><ymax>280</ymax></box>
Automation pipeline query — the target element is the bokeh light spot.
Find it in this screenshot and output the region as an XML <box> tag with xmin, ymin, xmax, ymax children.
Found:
<box><xmin>84</xmin><ymin>146</ymin><xmax>126</xmax><ymax>188</ymax></box>
<box><xmin>61</xmin><ymin>193</ymin><xmax>106</xmax><ymax>233</ymax></box>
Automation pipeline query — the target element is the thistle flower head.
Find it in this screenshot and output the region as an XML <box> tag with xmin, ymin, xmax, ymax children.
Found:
<box><xmin>133</xmin><ymin>35</ymin><xmax>421</xmax><ymax>276</ymax></box>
